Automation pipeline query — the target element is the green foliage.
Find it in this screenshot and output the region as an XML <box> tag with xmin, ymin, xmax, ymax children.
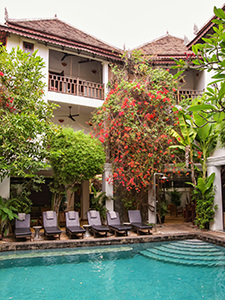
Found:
<box><xmin>47</xmin><ymin>127</ymin><xmax>106</xmax><ymax>186</ymax></box>
<box><xmin>10</xmin><ymin>177</ymin><xmax>44</xmax><ymax>213</ymax></box>
<box><xmin>167</xmin><ymin>189</ymin><xmax>182</xmax><ymax>207</ymax></box>
<box><xmin>220</xmin><ymin>121</ymin><xmax>225</xmax><ymax>145</ymax></box>
<box><xmin>90</xmin><ymin>186</ymin><xmax>108</xmax><ymax>221</ymax></box>
<box><xmin>92</xmin><ymin>50</ymin><xmax>179</xmax><ymax>205</ymax></box>
<box><xmin>121</xmin><ymin>197</ymin><xmax>137</xmax><ymax>211</ymax></box>
<box><xmin>157</xmin><ymin>190</ymin><xmax>168</xmax><ymax>222</ymax></box>
<box><xmin>47</xmin><ymin>127</ymin><xmax>106</xmax><ymax>214</ymax></box>
<box><xmin>0</xmin><ymin>46</ymin><xmax>56</xmax><ymax>181</ymax></box>
<box><xmin>0</xmin><ymin>196</ymin><xmax>18</xmax><ymax>236</ymax></box>
<box><xmin>190</xmin><ymin>173</ymin><xmax>217</xmax><ymax>229</ymax></box>
<box><xmin>174</xmin><ymin>6</ymin><xmax>225</xmax><ymax>130</ymax></box>
<box><xmin>170</xmin><ymin>99</ymin><xmax>218</xmax><ymax>183</ymax></box>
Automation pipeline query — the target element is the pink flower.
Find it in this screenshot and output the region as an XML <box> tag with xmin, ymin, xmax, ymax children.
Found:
<box><xmin>99</xmin><ymin>136</ymin><xmax>105</xmax><ymax>143</ymax></box>
<box><xmin>0</xmin><ymin>71</ymin><xmax>4</xmax><ymax>76</ymax></box>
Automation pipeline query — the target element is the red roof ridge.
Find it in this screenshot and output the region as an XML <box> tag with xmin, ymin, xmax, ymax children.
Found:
<box><xmin>134</xmin><ymin>33</ymin><xmax>185</xmax><ymax>51</ymax></box>
<box><xmin>187</xmin><ymin>3</ymin><xmax>225</xmax><ymax>49</ymax></box>
<box><xmin>6</xmin><ymin>17</ymin><xmax>122</xmax><ymax>54</ymax></box>
<box><xmin>6</xmin><ymin>17</ymin><xmax>57</xmax><ymax>24</ymax></box>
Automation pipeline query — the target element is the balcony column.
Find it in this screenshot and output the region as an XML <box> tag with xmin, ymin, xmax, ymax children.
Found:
<box><xmin>102</xmin><ymin>61</ymin><xmax>109</xmax><ymax>96</ymax></box>
<box><xmin>207</xmin><ymin>155</ymin><xmax>225</xmax><ymax>231</ymax></box>
<box><xmin>102</xmin><ymin>163</ymin><xmax>114</xmax><ymax>211</ymax></box>
<box><xmin>0</xmin><ymin>177</ymin><xmax>10</xmax><ymax>199</ymax></box>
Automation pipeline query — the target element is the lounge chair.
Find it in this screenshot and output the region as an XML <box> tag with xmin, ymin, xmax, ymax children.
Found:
<box><xmin>128</xmin><ymin>210</ymin><xmax>153</xmax><ymax>235</ymax></box>
<box><xmin>65</xmin><ymin>211</ymin><xmax>85</xmax><ymax>238</ymax></box>
<box><xmin>15</xmin><ymin>213</ymin><xmax>32</xmax><ymax>240</ymax></box>
<box><xmin>87</xmin><ymin>210</ymin><xmax>109</xmax><ymax>238</ymax></box>
<box><xmin>42</xmin><ymin>211</ymin><xmax>62</xmax><ymax>239</ymax></box>
<box><xmin>106</xmin><ymin>211</ymin><xmax>132</xmax><ymax>236</ymax></box>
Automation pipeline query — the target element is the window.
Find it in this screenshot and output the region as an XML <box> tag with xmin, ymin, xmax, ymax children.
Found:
<box><xmin>23</xmin><ymin>42</ymin><xmax>34</xmax><ymax>54</ymax></box>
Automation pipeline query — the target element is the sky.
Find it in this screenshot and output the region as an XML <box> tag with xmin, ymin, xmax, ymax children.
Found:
<box><xmin>0</xmin><ymin>0</ymin><xmax>224</xmax><ymax>50</ymax></box>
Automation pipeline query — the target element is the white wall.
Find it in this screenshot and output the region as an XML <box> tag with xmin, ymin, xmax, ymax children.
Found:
<box><xmin>0</xmin><ymin>177</ymin><xmax>10</xmax><ymax>199</ymax></box>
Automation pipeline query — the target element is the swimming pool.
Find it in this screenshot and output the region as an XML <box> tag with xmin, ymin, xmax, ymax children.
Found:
<box><xmin>0</xmin><ymin>240</ymin><xmax>225</xmax><ymax>300</ymax></box>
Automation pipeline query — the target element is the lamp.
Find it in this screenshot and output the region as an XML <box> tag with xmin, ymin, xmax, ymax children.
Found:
<box><xmin>153</xmin><ymin>173</ymin><xmax>167</xmax><ymax>231</ymax></box>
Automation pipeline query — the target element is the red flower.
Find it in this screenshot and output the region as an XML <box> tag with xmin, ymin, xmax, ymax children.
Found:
<box><xmin>0</xmin><ymin>71</ymin><xmax>4</xmax><ymax>76</ymax></box>
<box><xmin>99</xmin><ymin>136</ymin><xmax>105</xmax><ymax>143</ymax></box>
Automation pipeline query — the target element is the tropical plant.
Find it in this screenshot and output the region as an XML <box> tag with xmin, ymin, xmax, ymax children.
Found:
<box><xmin>90</xmin><ymin>186</ymin><xmax>108</xmax><ymax>221</ymax></box>
<box><xmin>174</xmin><ymin>6</ymin><xmax>225</xmax><ymax>130</ymax></box>
<box><xmin>0</xmin><ymin>196</ymin><xmax>18</xmax><ymax>236</ymax></box>
<box><xmin>189</xmin><ymin>173</ymin><xmax>217</xmax><ymax>229</ymax></box>
<box><xmin>170</xmin><ymin>106</ymin><xmax>197</xmax><ymax>185</ymax></box>
<box><xmin>167</xmin><ymin>189</ymin><xmax>182</xmax><ymax>208</ymax></box>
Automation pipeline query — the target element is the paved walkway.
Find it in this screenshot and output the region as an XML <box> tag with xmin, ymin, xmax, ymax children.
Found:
<box><xmin>1</xmin><ymin>222</ymin><xmax>225</xmax><ymax>252</ymax></box>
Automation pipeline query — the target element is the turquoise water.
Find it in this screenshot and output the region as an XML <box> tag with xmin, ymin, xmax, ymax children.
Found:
<box><xmin>0</xmin><ymin>241</ymin><xmax>225</xmax><ymax>300</ymax></box>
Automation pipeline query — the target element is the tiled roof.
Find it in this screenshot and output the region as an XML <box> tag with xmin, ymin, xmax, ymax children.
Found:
<box><xmin>136</xmin><ymin>34</ymin><xmax>189</xmax><ymax>64</ymax></box>
<box><xmin>187</xmin><ymin>4</ymin><xmax>225</xmax><ymax>49</ymax></box>
<box><xmin>0</xmin><ymin>18</ymin><xmax>122</xmax><ymax>61</ymax></box>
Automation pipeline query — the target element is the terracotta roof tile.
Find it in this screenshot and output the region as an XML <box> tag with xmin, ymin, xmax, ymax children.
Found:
<box><xmin>136</xmin><ymin>34</ymin><xmax>188</xmax><ymax>56</ymax></box>
<box><xmin>0</xmin><ymin>18</ymin><xmax>122</xmax><ymax>60</ymax></box>
<box><xmin>187</xmin><ymin>4</ymin><xmax>225</xmax><ymax>49</ymax></box>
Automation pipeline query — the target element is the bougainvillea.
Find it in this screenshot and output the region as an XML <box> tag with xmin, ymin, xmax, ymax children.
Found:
<box><xmin>92</xmin><ymin>51</ymin><xmax>180</xmax><ymax>204</ymax></box>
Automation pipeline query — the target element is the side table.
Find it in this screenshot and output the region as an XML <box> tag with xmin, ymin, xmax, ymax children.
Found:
<box><xmin>33</xmin><ymin>226</ymin><xmax>42</xmax><ymax>241</ymax></box>
<box><xmin>123</xmin><ymin>222</ymin><xmax>131</xmax><ymax>235</ymax></box>
<box><xmin>83</xmin><ymin>224</ymin><xmax>91</xmax><ymax>238</ymax></box>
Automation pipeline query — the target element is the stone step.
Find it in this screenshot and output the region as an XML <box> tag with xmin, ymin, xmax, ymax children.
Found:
<box><xmin>154</xmin><ymin>245</ymin><xmax>224</xmax><ymax>256</ymax></box>
<box><xmin>139</xmin><ymin>239</ymin><xmax>225</xmax><ymax>267</ymax></box>
<box><xmin>140</xmin><ymin>250</ymin><xmax>225</xmax><ymax>267</ymax></box>
<box><xmin>147</xmin><ymin>248</ymin><xmax>225</xmax><ymax>261</ymax></box>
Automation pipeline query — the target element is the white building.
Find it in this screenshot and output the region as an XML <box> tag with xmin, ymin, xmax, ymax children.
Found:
<box><xmin>0</xmin><ymin>13</ymin><xmax>121</xmax><ymax>221</ymax></box>
<box><xmin>187</xmin><ymin>4</ymin><xmax>225</xmax><ymax>231</ymax></box>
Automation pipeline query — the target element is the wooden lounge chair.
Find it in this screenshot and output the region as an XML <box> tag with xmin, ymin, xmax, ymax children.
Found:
<box><xmin>42</xmin><ymin>211</ymin><xmax>62</xmax><ymax>239</ymax></box>
<box><xmin>128</xmin><ymin>210</ymin><xmax>153</xmax><ymax>235</ymax></box>
<box><xmin>65</xmin><ymin>211</ymin><xmax>85</xmax><ymax>238</ymax></box>
<box><xmin>87</xmin><ymin>210</ymin><xmax>109</xmax><ymax>238</ymax></box>
<box><xmin>15</xmin><ymin>213</ymin><xmax>32</xmax><ymax>241</ymax></box>
<box><xmin>106</xmin><ymin>211</ymin><xmax>132</xmax><ymax>236</ymax></box>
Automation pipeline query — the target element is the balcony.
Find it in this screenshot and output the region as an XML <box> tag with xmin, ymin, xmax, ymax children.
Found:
<box><xmin>48</xmin><ymin>73</ymin><xmax>104</xmax><ymax>100</ymax></box>
<box><xmin>175</xmin><ymin>89</ymin><xmax>204</xmax><ymax>103</ymax></box>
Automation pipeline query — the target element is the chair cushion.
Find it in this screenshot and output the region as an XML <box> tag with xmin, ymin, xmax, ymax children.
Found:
<box><xmin>68</xmin><ymin>211</ymin><xmax>76</xmax><ymax>220</ymax></box>
<box><xmin>44</xmin><ymin>226</ymin><xmax>62</xmax><ymax>234</ymax></box>
<box><xmin>110</xmin><ymin>225</ymin><xmax>132</xmax><ymax>231</ymax></box>
<box><xmin>18</xmin><ymin>213</ymin><xmax>26</xmax><ymax>221</ymax></box>
<box><xmin>132</xmin><ymin>223</ymin><xmax>153</xmax><ymax>230</ymax></box>
<box><xmin>92</xmin><ymin>225</ymin><xmax>109</xmax><ymax>232</ymax></box>
<box><xmin>67</xmin><ymin>226</ymin><xmax>85</xmax><ymax>233</ymax></box>
<box><xmin>15</xmin><ymin>228</ymin><xmax>31</xmax><ymax>236</ymax></box>
<box><xmin>109</xmin><ymin>211</ymin><xmax>117</xmax><ymax>219</ymax></box>
<box><xmin>90</xmin><ymin>210</ymin><xmax>97</xmax><ymax>218</ymax></box>
<box><xmin>46</xmin><ymin>211</ymin><xmax>54</xmax><ymax>220</ymax></box>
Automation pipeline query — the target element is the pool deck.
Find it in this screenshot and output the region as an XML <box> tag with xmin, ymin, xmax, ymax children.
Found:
<box><xmin>1</xmin><ymin>222</ymin><xmax>225</xmax><ymax>252</ymax></box>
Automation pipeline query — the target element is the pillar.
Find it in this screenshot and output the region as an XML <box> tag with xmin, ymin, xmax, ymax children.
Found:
<box><xmin>207</xmin><ymin>164</ymin><xmax>223</xmax><ymax>231</ymax></box>
<box><xmin>102</xmin><ymin>163</ymin><xmax>114</xmax><ymax>211</ymax></box>
<box><xmin>102</xmin><ymin>61</ymin><xmax>109</xmax><ymax>96</ymax></box>
<box><xmin>0</xmin><ymin>177</ymin><xmax>10</xmax><ymax>199</ymax></box>
<box><xmin>148</xmin><ymin>186</ymin><xmax>155</xmax><ymax>224</ymax></box>
<box><xmin>80</xmin><ymin>180</ymin><xmax>90</xmax><ymax>220</ymax></box>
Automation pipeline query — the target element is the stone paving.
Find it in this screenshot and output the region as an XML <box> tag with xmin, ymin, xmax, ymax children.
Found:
<box><xmin>1</xmin><ymin>222</ymin><xmax>225</xmax><ymax>252</ymax></box>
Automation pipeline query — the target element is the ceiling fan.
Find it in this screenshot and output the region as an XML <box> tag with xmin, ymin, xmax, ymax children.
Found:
<box><xmin>57</xmin><ymin>106</ymin><xmax>79</xmax><ymax>122</ymax></box>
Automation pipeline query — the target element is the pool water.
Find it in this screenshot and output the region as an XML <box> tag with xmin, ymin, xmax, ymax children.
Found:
<box><xmin>0</xmin><ymin>240</ymin><xmax>225</xmax><ymax>300</ymax></box>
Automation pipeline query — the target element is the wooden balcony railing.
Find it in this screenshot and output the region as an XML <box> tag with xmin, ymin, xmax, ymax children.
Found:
<box><xmin>48</xmin><ymin>74</ymin><xmax>104</xmax><ymax>100</ymax></box>
<box><xmin>175</xmin><ymin>89</ymin><xmax>204</xmax><ymax>103</ymax></box>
